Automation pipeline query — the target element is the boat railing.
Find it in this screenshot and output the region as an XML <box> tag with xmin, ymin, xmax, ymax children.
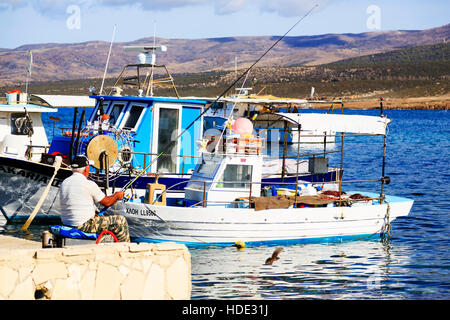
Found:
<box><xmin>151</xmin><ymin>177</ymin><xmax>385</xmax><ymax>208</ymax></box>
<box><xmin>123</xmin><ymin>151</ymin><xmax>200</xmax><ymax>175</ymax></box>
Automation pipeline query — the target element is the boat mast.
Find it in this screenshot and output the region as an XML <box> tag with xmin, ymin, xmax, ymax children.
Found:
<box><xmin>24</xmin><ymin>50</ymin><xmax>32</xmax><ymax>103</ymax></box>
<box><xmin>150</xmin><ymin>21</ymin><xmax>156</xmax><ymax>97</ymax></box>
<box><xmin>100</xmin><ymin>24</ymin><xmax>117</xmax><ymax>95</ymax></box>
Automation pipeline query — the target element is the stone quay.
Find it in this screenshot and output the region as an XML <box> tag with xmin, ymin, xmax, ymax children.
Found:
<box><xmin>0</xmin><ymin>235</ymin><xmax>191</xmax><ymax>300</ymax></box>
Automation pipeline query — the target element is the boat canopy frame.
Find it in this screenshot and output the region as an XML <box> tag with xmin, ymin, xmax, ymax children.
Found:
<box><xmin>109</xmin><ymin>63</ymin><xmax>180</xmax><ymax>98</ymax></box>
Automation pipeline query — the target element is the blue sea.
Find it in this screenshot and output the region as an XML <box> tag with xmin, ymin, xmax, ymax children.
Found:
<box><xmin>1</xmin><ymin>108</ymin><xmax>449</xmax><ymax>300</ymax></box>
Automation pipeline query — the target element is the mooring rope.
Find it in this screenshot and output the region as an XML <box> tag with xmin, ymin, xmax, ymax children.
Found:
<box><xmin>380</xmin><ymin>202</ymin><xmax>393</xmax><ymax>241</ymax></box>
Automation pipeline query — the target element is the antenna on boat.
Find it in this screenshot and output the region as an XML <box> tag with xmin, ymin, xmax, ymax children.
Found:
<box><xmin>150</xmin><ymin>20</ymin><xmax>157</xmax><ymax>97</ymax></box>
<box><xmin>100</xmin><ymin>24</ymin><xmax>117</xmax><ymax>95</ymax></box>
<box><xmin>123</xmin><ymin>45</ymin><xmax>167</xmax><ymax>64</ymax></box>
<box><xmin>114</xmin><ymin>44</ymin><xmax>179</xmax><ymax>97</ymax></box>
<box><xmin>24</xmin><ymin>50</ymin><xmax>32</xmax><ymax>103</ymax></box>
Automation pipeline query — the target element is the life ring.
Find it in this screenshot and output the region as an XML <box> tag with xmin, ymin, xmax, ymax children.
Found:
<box><xmin>96</xmin><ymin>230</ymin><xmax>119</xmax><ymax>244</ymax></box>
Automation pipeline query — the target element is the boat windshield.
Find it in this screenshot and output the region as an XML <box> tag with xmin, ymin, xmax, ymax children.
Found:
<box><xmin>123</xmin><ymin>105</ymin><xmax>145</xmax><ymax>130</ymax></box>
<box><xmin>197</xmin><ymin>162</ymin><xmax>219</xmax><ymax>176</ymax></box>
<box><xmin>108</xmin><ymin>103</ymin><xmax>125</xmax><ymax>125</ymax></box>
<box><xmin>216</xmin><ymin>164</ymin><xmax>252</xmax><ymax>189</ymax></box>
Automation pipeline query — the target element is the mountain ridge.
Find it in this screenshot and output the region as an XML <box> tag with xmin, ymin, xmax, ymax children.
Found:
<box><xmin>0</xmin><ymin>24</ymin><xmax>448</xmax><ymax>86</ymax></box>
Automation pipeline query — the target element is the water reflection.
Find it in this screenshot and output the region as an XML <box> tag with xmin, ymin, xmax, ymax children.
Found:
<box><xmin>190</xmin><ymin>240</ymin><xmax>416</xmax><ymax>300</ymax></box>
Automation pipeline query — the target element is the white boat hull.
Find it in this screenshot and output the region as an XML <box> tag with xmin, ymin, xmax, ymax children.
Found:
<box><xmin>112</xmin><ymin>192</ymin><xmax>413</xmax><ymax>246</ymax></box>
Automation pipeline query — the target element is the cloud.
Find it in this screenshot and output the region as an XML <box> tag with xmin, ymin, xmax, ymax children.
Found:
<box><xmin>213</xmin><ymin>0</ymin><xmax>247</xmax><ymax>15</ymax></box>
<box><xmin>259</xmin><ymin>0</ymin><xmax>331</xmax><ymax>17</ymax></box>
<box><xmin>0</xmin><ymin>0</ymin><xmax>93</xmax><ymax>17</ymax></box>
<box><xmin>0</xmin><ymin>0</ymin><xmax>331</xmax><ymax>18</ymax></box>
<box><xmin>99</xmin><ymin>0</ymin><xmax>332</xmax><ymax>16</ymax></box>
<box><xmin>98</xmin><ymin>0</ymin><xmax>207</xmax><ymax>11</ymax></box>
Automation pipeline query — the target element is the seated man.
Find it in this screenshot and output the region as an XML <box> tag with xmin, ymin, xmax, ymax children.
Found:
<box><xmin>59</xmin><ymin>155</ymin><xmax>130</xmax><ymax>242</ymax></box>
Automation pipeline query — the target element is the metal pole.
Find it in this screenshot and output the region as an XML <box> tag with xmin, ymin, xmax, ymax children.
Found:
<box><xmin>105</xmin><ymin>152</ymin><xmax>109</xmax><ymax>192</ymax></box>
<box><xmin>380</xmin><ymin>132</ymin><xmax>387</xmax><ymax>202</ymax></box>
<box><xmin>100</xmin><ymin>24</ymin><xmax>116</xmax><ymax>95</ymax></box>
<box><xmin>380</xmin><ymin>97</ymin><xmax>384</xmax><ymax>116</ymax></box>
<box><xmin>281</xmin><ymin>120</ymin><xmax>288</xmax><ymax>182</ymax></box>
<box><xmin>164</xmin><ymin>66</ymin><xmax>180</xmax><ymax>98</ymax></box>
<box><xmin>203</xmin><ymin>181</ymin><xmax>206</xmax><ymax>208</ymax></box>
<box><xmin>68</xmin><ymin>107</ymin><xmax>78</xmax><ymax>162</ymax></box>
<box><xmin>338</xmin><ymin>133</ymin><xmax>345</xmax><ymax>207</ymax></box>
<box><xmin>294</xmin><ymin>124</ymin><xmax>301</xmax><ymax>206</ymax></box>
<box><xmin>74</xmin><ymin>109</ymin><xmax>85</xmax><ymax>157</ymax></box>
<box><xmin>137</xmin><ymin>66</ymin><xmax>141</xmax><ymax>90</ymax></box>
<box><xmin>109</xmin><ymin>65</ymin><xmax>128</xmax><ymax>95</ymax></box>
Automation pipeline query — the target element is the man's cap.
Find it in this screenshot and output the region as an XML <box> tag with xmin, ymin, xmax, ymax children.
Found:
<box><xmin>71</xmin><ymin>155</ymin><xmax>94</xmax><ymax>169</ymax></box>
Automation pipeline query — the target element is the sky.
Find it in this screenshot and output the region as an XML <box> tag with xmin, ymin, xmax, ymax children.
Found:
<box><xmin>0</xmin><ymin>0</ymin><xmax>448</xmax><ymax>49</ymax></box>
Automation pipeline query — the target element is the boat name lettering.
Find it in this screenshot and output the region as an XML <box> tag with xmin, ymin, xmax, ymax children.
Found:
<box><xmin>0</xmin><ymin>165</ymin><xmax>61</xmax><ymax>187</ymax></box>
<box><xmin>125</xmin><ymin>207</ymin><xmax>156</xmax><ymax>217</ymax></box>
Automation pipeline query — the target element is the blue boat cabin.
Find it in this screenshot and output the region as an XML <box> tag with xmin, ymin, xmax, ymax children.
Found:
<box><xmin>49</xmin><ymin>95</ymin><xmax>208</xmax><ymax>175</ymax></box>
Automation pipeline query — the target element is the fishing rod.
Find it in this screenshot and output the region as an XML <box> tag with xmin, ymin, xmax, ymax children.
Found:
<box><xmin>100</xmin><ymin>4</ymin><xmax>318</xmax><ymax>213</ymax></box>
<box><xmin>141</xmin><ymin>4</ymin><xmax>319</xmax><ymax>170</ymax></box>
<box><xmin>97</xmin><ymin>151</ymin><xmax>163</xmax><ymax>215</ymax></box>
<box><xmin>120</xmin><ymin>151</ymin><xmax>163</xmax><ymax>191</ymax></box>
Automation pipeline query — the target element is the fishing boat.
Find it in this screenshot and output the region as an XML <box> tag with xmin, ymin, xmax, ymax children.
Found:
<box><xmin>0</xmin><ymin>90</ymin><xmax>57</xmax><ymax>161</ymax></box>
<box><xmin>45</xmin><ymin>48</ymin><xmax>343</xmax><ymax>188</ymax></box>
<box><xmin>108</xmin><ymin>112</ymin><xmax>413</xmax><ymax>246</ymax></box>
<box><xmin>0</xmin><ymin>91</ymin><xmax>73</xmax><ymax>223</ymax></box>
<box><xmin>0</xmin><ymin>91</ymin><xmax>99</xmax><ymax>223</ymax></box>
<box><xmin>201</xmin><ymin>87</ymin><xmax>341</xmax><ymax>145</ymax></box>
<box><xmin>0</xmin><ymin>45</ymin><xmax>339</xmax><ymax>223</ymax></box>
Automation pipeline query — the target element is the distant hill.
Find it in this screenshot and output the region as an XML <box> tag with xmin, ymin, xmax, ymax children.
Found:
<box><xmin>2</xmin><ymin>40</ymin><xmax>448</xmax><ymax>105</ymax></box>
<box><xmin>327</xmin><ymin>42</ymin><xmax>450</xmax><ymax>65</ymax></box>
<box><xmin>0</xmin><ymin>23</ymin><xmax>448</xmax><ymax>86</ymax></box>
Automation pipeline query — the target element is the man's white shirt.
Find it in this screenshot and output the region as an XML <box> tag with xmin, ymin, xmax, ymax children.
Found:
<box><xmin>59</xmin><ymin>172</ymin><xmax>105</xmax><ymax>227</ymax></box>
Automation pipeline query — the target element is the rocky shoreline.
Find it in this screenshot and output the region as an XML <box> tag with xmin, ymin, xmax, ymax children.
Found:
<box><xmin>342</xmin><ymin>97</ymin><xmax>450</xmax><ymax>110</ymax></box>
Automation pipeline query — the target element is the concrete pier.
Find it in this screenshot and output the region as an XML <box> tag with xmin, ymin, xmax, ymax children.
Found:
<box><xmin>0</xmin><ymin>235</ymin><xmax>191</xmax><ymax>300</ymax></box>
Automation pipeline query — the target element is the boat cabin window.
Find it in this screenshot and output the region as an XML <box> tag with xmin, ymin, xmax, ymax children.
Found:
<box><xmin>196</xmin><ymin>161</ymin><xmax>220</xmax><ymax>177</ymax></box>
<box><xmin>122</xmin><ymin>104</ymin><xmax>145</xmax><ymax>131</ymax></box>
<box><xmin>108</xmin><ymin>103</ymin><xmax>125</xmax><ymax>125</ymax></box>
<box><xmin>10</xmin><ymin>113</ymin><xmax>32</xmax><ymax>135</ymax></box>
<box><xmin>216</xmin><ymin>164</ymin><xmax>252</xmax><ymax>189</ymax></box>
<box><xmin>90</xmin><ymin>100</ymin><xmax>110</xmax><ymax>122</ymax></box>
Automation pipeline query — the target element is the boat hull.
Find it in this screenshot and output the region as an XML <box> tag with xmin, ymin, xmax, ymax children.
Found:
<box><xmin>0</xmin><ymin>156</ymin><xmax>72</xmax><ymax>222</ymax></box>
<box><xmin>112</xmin><ymin>192</ymin><xmax>413</xmax><ymax>246</ymax></box>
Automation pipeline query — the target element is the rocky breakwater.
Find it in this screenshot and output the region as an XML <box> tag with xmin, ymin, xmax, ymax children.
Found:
<box><xmin>0</xmin><ymin>235</ymin><xmax>191</xmax><ymax>300</ymax></box>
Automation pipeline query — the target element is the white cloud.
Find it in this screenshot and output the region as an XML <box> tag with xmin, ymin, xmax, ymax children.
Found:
<box><xmin>0</xmin><ymin>0</ymin><xmax>93</xmax><ymax>16</ymax></box>
<box><xmin>0</xmin><ymin>0</ymin><xmax>332</xmax><ymax>18</ymax></box>
<box><xmin>260</xmin><ymin>0</ymin><xmax>331</xmax><ymax>17</ymax></box>
<box><xmin>213</xmin><ymin>0</ymin><xmax>247</xmax><ymax>15</ymax></box>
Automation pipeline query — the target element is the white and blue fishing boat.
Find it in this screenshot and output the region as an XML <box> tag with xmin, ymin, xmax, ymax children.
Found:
<box><xmin>110</xmin><ymin>112</ymin><xmax>414</xmax><ymax>246</ymax></box>
<box><xmin>0</xmin><ymin>45</ymin><xmax>339</xmax><ymax>223</ymax></box>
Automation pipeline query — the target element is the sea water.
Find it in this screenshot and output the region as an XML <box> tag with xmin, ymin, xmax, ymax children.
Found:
<box><xmin>1</xmin><ymin>108</ymin><xmax>448</xmax><ymax>300</ymax></box>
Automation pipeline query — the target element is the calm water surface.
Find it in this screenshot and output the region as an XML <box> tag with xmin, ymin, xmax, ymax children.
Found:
<box><xmin>1</xmin><ymin>109</ymin><xmax>449</xmax><ymax>300</ymax></box>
